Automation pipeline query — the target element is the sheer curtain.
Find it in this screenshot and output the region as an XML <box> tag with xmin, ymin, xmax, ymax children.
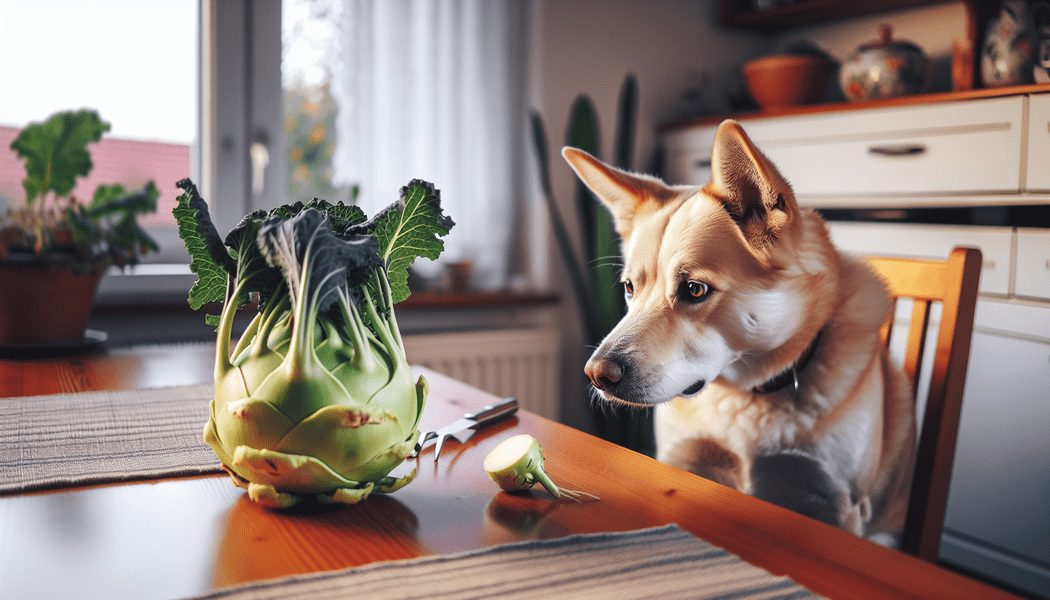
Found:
<box><xmin>333</xmin><ymin>0</ymin><xmax>530</xmax><ymax>291</ymax></box>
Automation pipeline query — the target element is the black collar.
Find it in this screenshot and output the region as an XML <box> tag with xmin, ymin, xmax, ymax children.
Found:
<box><xmin>752</xmin><ymin>329</ymin><xmax>823</xmax><ymax>397</ymax></box>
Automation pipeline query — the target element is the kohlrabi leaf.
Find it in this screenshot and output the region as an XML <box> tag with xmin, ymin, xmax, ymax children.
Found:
<box><xmin>359</xmin><ymin>180</ymin><xmax>454</xmax><ymax>304</ymax></box>
<box><xmin>306</xmin><ymin>198</ymin><xmax>367</xmax><ymax>237</ymax></box>
<box><xmin>225</xmin><ymin>215</ymin><xmax>281</xmax><ymax>308</ymax></box>
<box><xmin>259</xmin><ymin>209</ymin><xmax>380</xmax><ymax>316</ymax></box>
<box><xmin>174</xmin><ymin>178</ymin><xmax>235</xmax><ymax>310</ymax></box>
<box><xmin>10</xmin><ymin>109</ymin><xmax>110</xmax><ymax>203</ymax></box>
<box><xmin>258</xmin><ymin>198</ymin><xmax>367</xmax><ymax>238</ymax></box>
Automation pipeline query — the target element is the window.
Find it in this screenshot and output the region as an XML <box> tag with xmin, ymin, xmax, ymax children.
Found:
<box><xmin>279</xmin><ymin>0</ymin><xmax>532</xmax><ymax>292</ymax></box>
<box><xmin>0</xmin><ymin>0</ymin><xmax>200</xmax><ymax>299</ymax></box>
<box><xmin>2</xmin><ymin>0</ymin><xmax>535</xmax><ymax>301</ymax></box>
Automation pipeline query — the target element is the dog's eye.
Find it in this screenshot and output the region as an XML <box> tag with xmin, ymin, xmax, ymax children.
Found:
<box><xmin>623</xmin><ymin>280</ymin><xmax>634</xmax><ymax>298</ymax></box>
<box><xmin>681</xmin><ymin>280</ymin><xmax>711</xmax><ymax>302</ymax></box>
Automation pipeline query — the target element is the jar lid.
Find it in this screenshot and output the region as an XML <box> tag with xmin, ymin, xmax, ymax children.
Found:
<box><xmin>858</xmin><ymin>24</ymin><xmax>924</xmax><ymax>54</ymax></box>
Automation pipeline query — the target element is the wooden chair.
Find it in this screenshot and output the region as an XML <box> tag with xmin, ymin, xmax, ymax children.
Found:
<box><xmin>867</xmin><ymin>247</ymin><xmax>983</xmax><ymax>563</ymax></box>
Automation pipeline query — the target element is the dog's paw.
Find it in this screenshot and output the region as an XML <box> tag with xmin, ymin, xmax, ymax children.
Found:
<box><xmin>750</xmin><ymin>451</ymin><xmax>855</xmax><ymax>531</ymax></box>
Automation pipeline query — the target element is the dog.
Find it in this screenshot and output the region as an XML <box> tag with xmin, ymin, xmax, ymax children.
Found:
<box><xmin>564</xmin><ymin>120</ymin><xmax>916</xmax><ymax>544</ymax></box>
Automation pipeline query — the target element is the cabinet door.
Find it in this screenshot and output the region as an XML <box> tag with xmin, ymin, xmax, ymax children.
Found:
<box><xmin>1027</xmin><ymin>94</ymin><xmax>1050</xmax><ymax>192</ymax></box>
<box><xmin>942</xmin><ymin>301</ymin><xmax>1050</xmax><ymax>589</ymax></box>
<box><xmin>1017</xmin><ymin>228</ymin><xmax>1050</xmax><ymax>301</ymax></box>
<box><xmin>825</xmin><ymin>222</ymin><xmax>1014</xmax><ymax>296</ymax></box>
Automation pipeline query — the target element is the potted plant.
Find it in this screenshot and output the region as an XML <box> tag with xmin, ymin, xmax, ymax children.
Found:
<box><xmin>0</xmin><ymin>109</ymin><xmax>158</xmax><ymax>347</ymax></box>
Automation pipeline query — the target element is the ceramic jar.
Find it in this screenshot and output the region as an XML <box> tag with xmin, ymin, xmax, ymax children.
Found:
<box><xmin>982</xmin><ymin>0</ymin><xmax>1039</xmax><ymax>86</ymax></box>
<box><xmin>840</xmin><ymin>25</ymin><xmax>929</xmax><ymax>102</ymax></box>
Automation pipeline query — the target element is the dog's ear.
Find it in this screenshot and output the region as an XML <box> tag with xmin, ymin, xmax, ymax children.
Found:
<box><xmin>707</xmin><ymin>120</ymin><xmax>797</xmax><ymax>249</ymax></box>
<box><xmin>562</xmin><ymin>147</ymin><xmax>674</xmax><ymax>239</ymax></box>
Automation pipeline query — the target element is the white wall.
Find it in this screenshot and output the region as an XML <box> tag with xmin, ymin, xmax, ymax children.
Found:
<box><xmin>529</xmin><ymin>0</ymin><xmax>768</xmax><ymax>432</ymax></box>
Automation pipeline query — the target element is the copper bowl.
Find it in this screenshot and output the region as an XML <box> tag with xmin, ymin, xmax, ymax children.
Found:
<box><xmin>743</xmin><ymin>55</ymin><xmax>835</xmax><ymax>109</ymax></box>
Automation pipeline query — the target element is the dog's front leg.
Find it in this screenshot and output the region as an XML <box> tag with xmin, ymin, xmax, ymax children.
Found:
<box><xmin>661</xmin><ymin>437</ymin><xmax>747</xmax><ymax>491</ymax></box>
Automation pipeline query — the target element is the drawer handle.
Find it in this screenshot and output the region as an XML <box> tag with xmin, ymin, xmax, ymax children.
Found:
<box><xmin>868</xmin><ymin>144</ymin><xmax>926</xmax><ymax>156</ymax></box>
<box><xmin>695</xmin><ymin>159</ymin><xmax>712</xmax><ymax>168</ymax></box>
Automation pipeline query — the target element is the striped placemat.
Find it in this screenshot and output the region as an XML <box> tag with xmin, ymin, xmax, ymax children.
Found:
<box><xmin>0</xmin><ymin>384</ymin><xmax>221</xmax><ymax>494</ymax></box>
<box><xmin>187</xmin><ymin>524</ymin><xmax>820</xmax><ymax>600</ymax></box>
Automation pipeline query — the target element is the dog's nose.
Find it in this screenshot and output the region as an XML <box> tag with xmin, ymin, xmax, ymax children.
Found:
<box><xmin>586</xmin><ymin>356</ymin><xmax>624</xmax><ymax>393</ymax></box>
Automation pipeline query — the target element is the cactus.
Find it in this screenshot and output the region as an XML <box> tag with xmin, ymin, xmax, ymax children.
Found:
<box><xmin>530</xmin><ymin>75</ymin><xmax>653</xmax><ymax>453</ymax></box>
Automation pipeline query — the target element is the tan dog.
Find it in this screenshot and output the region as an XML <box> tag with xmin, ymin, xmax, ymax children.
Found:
<box><xmin>565</xmin><ymin>120</ymin><xmax>916</xmax><ymax>543</ymax></box>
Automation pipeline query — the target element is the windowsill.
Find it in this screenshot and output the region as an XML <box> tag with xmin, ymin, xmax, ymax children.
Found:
<box><xmin>88</xmin><ymin>287</ymin><xmax>560</xmax><ymax>347</ymax></box>
<box><xmin>91</xmin><ymin>290</ymin><xmax>558</xmax><ymax>314</ymax></box>
<box><xmin>397</xmin><ymin>291</ymin><xmax>558</xmax><ymax>310</ymax></box>
<box><xmin>96</xmin><ymin>265</ymin><xmax>559</xmax><ymax>309</ymax></box>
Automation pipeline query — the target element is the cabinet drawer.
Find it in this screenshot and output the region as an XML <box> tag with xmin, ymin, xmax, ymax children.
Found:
<box><xmin>746</xmin><ymin>97</ymin><xmax>1025</xmax><ymax>200</ymax></box>
<box><xmin>1016</xmin><ymin>228</ymin><xmax>1050</xmax><ymax>300</ymax></box>
<box><xmin>662</xmin><ymin>97</ymin><xmax>1026</xmax><ymax>203</ymax></box>
<box><xmin>825</xmin><ymin>222</ymin><xmax>1013</xmax><ymax>296</ymax></box>
<box><xmin>1027</xmin><ymin>94</ymin><xmax>1050</xmax><ymax>191</ymax></box>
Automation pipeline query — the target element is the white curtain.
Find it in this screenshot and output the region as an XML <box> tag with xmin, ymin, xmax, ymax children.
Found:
<box><xmin>333</xmin><ymin>0</ymin><xmax>529</xmax><ymax>291</ymax></box>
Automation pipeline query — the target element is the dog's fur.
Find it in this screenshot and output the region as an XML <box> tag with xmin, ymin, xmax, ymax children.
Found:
<box><xmin>565</xmin><ymin>120</ymin><xmax>916</xmax><ymax>543</ymax></box>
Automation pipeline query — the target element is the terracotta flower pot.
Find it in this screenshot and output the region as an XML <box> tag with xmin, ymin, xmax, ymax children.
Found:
<box><xmin>0</xmin><ymin>260</ymin><xmax>103</xmax><ymax>345</ymax></box>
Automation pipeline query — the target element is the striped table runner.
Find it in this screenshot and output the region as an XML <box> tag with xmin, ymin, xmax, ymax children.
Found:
<box><xmin>0</xmin><ymin>384</ymin><xmax>220</xmax><ymax>494</ymax></box>
<box><xmin>188</xmin><ymin>525</ymin><xmax>820</xmax><ymax>600</ymax></box>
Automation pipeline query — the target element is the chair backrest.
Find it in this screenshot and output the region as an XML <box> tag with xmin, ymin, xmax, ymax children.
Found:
<box><xmin>866</xmin><ymin>247</ymin><xmax>982</xmax><ymax>563</ymax></box>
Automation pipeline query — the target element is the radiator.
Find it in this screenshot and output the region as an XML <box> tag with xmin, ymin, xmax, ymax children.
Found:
<box><xmin>403</xmin><ymin>327</ymin><xmax>561</xmax><ymax>421</ymax></box>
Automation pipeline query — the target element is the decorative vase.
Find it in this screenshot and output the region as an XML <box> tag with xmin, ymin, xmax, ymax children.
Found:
<box><xmin>981</xmin><ymin>0</ymin><xmax>1039</xmax><ymax>87</ymax></box>
<box><xmin>840</xmin><ymin>24</ymin><xmax>929</xmax><ymax>102</ymax></box>
<box><xmin>0</xmin><ymin>258</ymin><xmax>102</xmax><ymax>345</ymax></box>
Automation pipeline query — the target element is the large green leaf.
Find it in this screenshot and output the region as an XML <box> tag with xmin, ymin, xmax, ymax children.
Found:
<box><xmin>360</xmin><ymin>180</ymin><xmax>454</xmax><ymax>305</ymax></box>
<box><xmin>173</xmin><ymin>179</ymin><xmax>233</xmax><ymax>310</ymax></box>
<box><xmin>10</xmin><ymin>110</ymin><xmax>110</xmax><ymax>203</ymax></box>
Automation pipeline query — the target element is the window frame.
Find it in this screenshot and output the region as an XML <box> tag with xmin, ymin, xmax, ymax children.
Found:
<box><xmin>97</xmin><ymin>0</ymin><xmax>285</xmax><ymax>303</ymax></box>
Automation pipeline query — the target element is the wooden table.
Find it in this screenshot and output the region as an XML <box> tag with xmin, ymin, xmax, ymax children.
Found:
<box><xmin>0</xmin><ymin>343</ymin><xmax>1020</xmax><ymax>600</ymax></box>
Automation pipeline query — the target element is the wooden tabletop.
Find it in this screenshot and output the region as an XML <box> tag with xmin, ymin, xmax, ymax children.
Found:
<box><xmin>0</xmin><ymin>343</ymin><xmax>1021</xmax><ymax>600</ymax></box>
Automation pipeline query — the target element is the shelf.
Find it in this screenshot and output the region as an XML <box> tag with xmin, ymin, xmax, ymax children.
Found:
<box><xmin>719</xmin><ymin>0</ymin><xmax>954</xmax><ymax>32</ymax></box>
<box><xmin>660</xmin><ymin>83</ymin><xmax>1050</xmax><ymax>131</ymax></box>
<box><xmin>718</xmin><ymin>1</ymin><xmax>1001</xmax><ymax>91</ymax></box>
